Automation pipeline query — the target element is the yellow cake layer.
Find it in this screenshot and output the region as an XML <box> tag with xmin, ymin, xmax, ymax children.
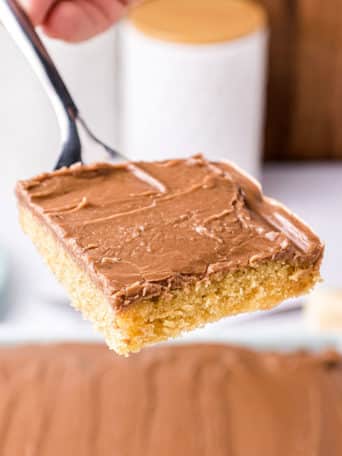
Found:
<box><xmin>19</xmin><ymin>206</ymin><xmax>321</xmax><ymax>355</ymax></box>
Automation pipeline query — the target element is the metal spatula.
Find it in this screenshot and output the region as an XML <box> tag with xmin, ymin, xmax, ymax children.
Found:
<box><xmin>0</xmin><ymin>0</ymin><xmax>122</xmax><ymax>169</ymax></box>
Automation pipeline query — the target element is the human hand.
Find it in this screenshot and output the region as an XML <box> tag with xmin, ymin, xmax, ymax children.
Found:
<box><xmin>18</xmin><ymin>0</ymin><xmax>136</xmax><ymax>42</ymax></box>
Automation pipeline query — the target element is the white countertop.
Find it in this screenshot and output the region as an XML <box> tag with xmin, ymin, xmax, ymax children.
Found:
<box><xmin>0</xmin><ymin>162</ymin><xmax>341</xmax><ymax>345</ymax></box>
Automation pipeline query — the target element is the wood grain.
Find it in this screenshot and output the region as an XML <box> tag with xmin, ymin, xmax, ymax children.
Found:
<box><xmin>260</xmin><ymin>0</ymin><xmax>342</xmax><ymax>160</ymax></box>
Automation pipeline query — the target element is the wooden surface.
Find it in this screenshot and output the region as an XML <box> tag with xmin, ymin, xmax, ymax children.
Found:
<box><xmin>261</xmin><ymin>0</ymin><xmax>342</xmax><ymax>160</ymax></box>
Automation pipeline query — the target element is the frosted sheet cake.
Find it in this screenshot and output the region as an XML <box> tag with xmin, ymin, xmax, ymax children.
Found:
<box><xmin>16</xmin><ymin>155</ymin><xmax>323</xmax><ymax>354</ymax></box>
<box><xmin>0</xmin><ymin>343</ymin><xmax>340</xmax><ymax>454</ymax></box>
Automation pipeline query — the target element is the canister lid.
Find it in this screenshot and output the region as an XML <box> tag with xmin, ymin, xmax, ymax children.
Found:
<box><xmin>129</xmin><ymin>0</ymin><xmax>266</xmax><ymax>44</ymax></box>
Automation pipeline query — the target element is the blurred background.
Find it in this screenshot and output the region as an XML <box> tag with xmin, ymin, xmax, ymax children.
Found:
<box><xmin>0</xmin><ymin>0</ymin><xmax>341</xmax><ymax>345</ymax></box>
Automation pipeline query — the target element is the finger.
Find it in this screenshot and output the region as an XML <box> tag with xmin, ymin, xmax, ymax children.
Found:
<box><xmin>43</xmin><ymin>0</ymin><xmax>129</xmax><ymax>42</ymax></box>
<box><xmin>17</xmin><ymin>0</ymin><xmax>56</xmax><ymax>25</ymax></box>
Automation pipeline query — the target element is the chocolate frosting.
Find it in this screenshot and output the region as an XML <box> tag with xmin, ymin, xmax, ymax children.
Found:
<box><xmin>0</xmin><ymin>343</ymin><xmax>341</xmax><ymax>455</ymax></box>
<box><xmin>16</xmin><ymin>155</ymin><xmax>323</xmax><ymax>308</ymax></box>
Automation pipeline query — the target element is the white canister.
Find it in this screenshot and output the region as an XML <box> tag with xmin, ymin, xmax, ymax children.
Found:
<box><xmin>0</xmin><ymin>26</ymin><xmax>117</xmax><ymax>194</ymax></box>
<box><xmin>119</xmin><ymin>0</ymin><xmax>268</xmax><ymax>177</ymax></box>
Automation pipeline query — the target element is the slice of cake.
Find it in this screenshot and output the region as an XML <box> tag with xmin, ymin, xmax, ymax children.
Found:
<box><xmin>16</xmin><ymin>155</ymin><xmax>323</xmax><ymax>355</ymax></box>
<box><xmin>0</xmin><ymin>343</ymin><xmax>341</xmax><ymax>454</ymax></box>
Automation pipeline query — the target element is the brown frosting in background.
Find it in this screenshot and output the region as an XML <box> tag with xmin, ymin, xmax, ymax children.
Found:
<box><xmin>0</xmin><ymin>343</ymin><xmax>341</xmax><ymax>455</ymax></box>
<box><xmin>16</xmin><ymin>156</ymin><xmax>323</xmax><ymax>308</ymax></box>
